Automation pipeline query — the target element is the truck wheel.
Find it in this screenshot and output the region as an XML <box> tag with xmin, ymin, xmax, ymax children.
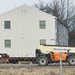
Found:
<box><xmin>38</xmin><ymin>56</ymin><xmax>48</xmax><ymax>66</ymax></box>
<box><xmin>68</xmin><ymin>56</ymin><xmax>75</xmax><ymax>66</ymax></box>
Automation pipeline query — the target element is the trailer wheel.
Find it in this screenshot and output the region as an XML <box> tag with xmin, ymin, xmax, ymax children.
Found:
<box><xmin>68</xmin><ymin>56</ymin><xmax>75</xmax><ymax>66</ymax></box>
<box><xmin>38</xmin><ymin>56</ymin><xmax>48</xmax><ymax>66</ymax></box>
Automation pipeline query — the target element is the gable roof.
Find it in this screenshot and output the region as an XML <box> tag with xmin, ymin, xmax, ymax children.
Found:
<box><xmin>0</xmin><ymin>4</ymin><xmax>56</xmax><ymax>18</ymax></box>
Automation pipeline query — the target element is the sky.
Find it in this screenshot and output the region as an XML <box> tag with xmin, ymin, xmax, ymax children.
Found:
<box><xmin>0</xmin><ymin>0</ymin><xmax>50</xmax><ymax>14</ymax></box>
<box><xmin>0</xmin><ymin>0</ymin><xmax>75</xmax><ymax>14</ymax></box>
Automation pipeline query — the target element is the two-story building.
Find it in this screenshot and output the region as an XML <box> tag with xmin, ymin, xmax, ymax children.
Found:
<box><xmin>0</xmin><ymin>4</ymin><xmax>68</xmax><ymax>57</ymax></box>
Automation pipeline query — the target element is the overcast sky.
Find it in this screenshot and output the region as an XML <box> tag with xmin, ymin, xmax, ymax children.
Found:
<box><xmin>0</xmin><ymin>0</ymin><xmax>75</xmax><ymax>14</ymax></box>
<box><xmin>0</xmin><ymin>0</ymin><xmax>50</xmax><ymax>14</ymax></box>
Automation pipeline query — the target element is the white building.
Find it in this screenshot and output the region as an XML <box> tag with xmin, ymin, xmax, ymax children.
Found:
<box><xmin>0</xmin><ymin>4</ymin><xmax>68</xmax><ymax>57</ymax></box>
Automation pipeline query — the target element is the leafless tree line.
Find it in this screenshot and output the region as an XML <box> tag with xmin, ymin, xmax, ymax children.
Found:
<box><xmin>33</xmin><ymin>0</ymin><xmax>75</xmax><ymax>31</ymax></box>
<box><xmin>33</xmin><ymin>0</ymin><xmax>75</xmax><ymax>46</ymax></box>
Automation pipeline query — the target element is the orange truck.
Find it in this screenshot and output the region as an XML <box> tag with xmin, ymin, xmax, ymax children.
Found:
<box><xmin>36</xmin><ymin>45</ymin><xmax>75</xmax><ymax>66</ymax></box>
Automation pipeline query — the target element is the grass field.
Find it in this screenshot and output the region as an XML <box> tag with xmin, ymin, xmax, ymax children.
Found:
<box><xmin>0</xmin><ymin>65</ymin><xmax>75</xmax><ymax>75</ymax></box>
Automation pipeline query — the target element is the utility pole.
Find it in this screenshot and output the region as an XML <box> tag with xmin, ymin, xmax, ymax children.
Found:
<box><xmin>60</xmin><ymin>52</ymin><xmax>63</xmax><ymax>75</ymax></box>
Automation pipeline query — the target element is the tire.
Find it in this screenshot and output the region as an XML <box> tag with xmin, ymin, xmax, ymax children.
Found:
<box><xmin>68</xmin><ymin>56</ymin><xmax>75</xmax><ymax>66</ymax></box>
<box><xmin>38</xmin><ymin>56</ymin><xmax>48</xmax><ymax>66</ymax></box>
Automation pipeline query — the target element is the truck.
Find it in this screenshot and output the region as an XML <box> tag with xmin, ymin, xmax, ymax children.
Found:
<box><xmin>0</xmin><ymin>45</ymin><xmax>75</xmax><ymax>66</ymax></box>
<box><xmin>36</xmin><ymin>45</ymin><xmax>75</xmax><ymax>66</ymax></box>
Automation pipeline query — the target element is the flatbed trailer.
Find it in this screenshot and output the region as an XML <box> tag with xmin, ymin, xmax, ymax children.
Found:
<box><xmin>0</xmin><ymin>45</ymin><xmax>75</xmax><ymax>66</ymax></box>
<box><xmin>9</xmin><ymin>57</ymin><xmax>36</xmax><ymax>64</ymax></box>
<box><xmin>0</xmin><ymin>54</ymin><xmax>36</xmax><ymax>64</ymax></box>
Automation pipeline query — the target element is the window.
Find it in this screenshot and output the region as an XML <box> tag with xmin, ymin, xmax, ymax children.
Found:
<box><xmin>5</xmin><ymin>40</ymin><xmax>11</xmax><ymax>48</ymax></box>
<box><xmin>4</xmin><ymin>21</ymin><xmax>11</xmax><ymax>29</ymax></box>
<box><xmin>39</xmin><ymin>20</ymin><xmax>46</xmax><ymax>29</ymax></box>
<box><xmin>40</xmin><ymin>39</ymin><xmax>46</xmax><ymax>45</ymax></box>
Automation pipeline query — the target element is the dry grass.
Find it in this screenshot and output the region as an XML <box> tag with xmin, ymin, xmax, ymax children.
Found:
<box><xmin>0</xmin><ymin>66</ymin><xmax>75</xmax><ymax>75</ymax></box>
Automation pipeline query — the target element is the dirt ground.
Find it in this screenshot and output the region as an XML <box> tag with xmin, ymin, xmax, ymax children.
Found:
<box><xmin>0</xmin><ymin>66</ymin><xmax>75</xmax><ymax>75</ymax></box>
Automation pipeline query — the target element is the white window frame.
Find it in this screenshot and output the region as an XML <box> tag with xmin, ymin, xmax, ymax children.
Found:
<box><xmin>40</xmin><ymin>39</ymin><xmax>46</xmax><ymax>45</ymax></box>
<box><xmin>4</xmin><ymin>40</ymin><xmax>11</xmax><ymax>48</ymax></box>
<box><xmin>39</xmin><ymin>20</ymin><xmax>46</xmax><ymax>29</ymax></box>
<box><xmin>4</xmin><ymin>21</ymin><xmax>11</xmax><ymax>29</ymax></box>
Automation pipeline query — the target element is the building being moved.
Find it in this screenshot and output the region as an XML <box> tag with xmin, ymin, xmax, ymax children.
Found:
<box><xmin>0</xmin><ymin>4</ymin><xmax>68</xmax><ymax>57</ymax></box>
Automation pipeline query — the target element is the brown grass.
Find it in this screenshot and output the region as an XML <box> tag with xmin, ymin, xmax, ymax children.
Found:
<box><xmin>0</xmin><ymin>66</ymin><xmax>74</xmax><ymax>75</ymax></box>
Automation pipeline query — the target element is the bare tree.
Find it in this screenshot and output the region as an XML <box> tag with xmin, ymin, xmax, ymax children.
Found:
<box><xmin>33</xmin><ymin>0</ymin><xmax>75</xmax><ymax>46</ymax></box>
<box><xmin>34</xmin><ymin>0</ymin><xmax>75</xmax><ymax>28</ymax></box>
<box><xmin>33</xmin><ymin>0</ymin><xmax>45</xmax><ymax>11</ymax></box>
